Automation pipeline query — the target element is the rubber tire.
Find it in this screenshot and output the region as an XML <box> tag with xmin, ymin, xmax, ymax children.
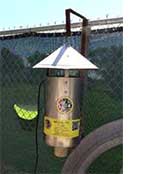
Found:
<box><xmin>62</xmin><ymin>119</ymin><xmax>123</xmax><ymax>174</ymax></box>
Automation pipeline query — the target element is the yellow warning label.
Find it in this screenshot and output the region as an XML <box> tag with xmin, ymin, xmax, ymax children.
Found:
<box><xmin>44</xmin><ymin>116</ymin><xmax>80</xmax><ymax>138</ymax></box>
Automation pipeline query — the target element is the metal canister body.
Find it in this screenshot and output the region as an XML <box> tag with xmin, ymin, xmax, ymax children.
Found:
<box><xmin>44</xmin><ymin>77</ymin><xmax>82</xmax><ymax>149</ymax></box>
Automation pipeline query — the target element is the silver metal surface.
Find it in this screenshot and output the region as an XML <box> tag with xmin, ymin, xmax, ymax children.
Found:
<box><xmin>44</xmin><ymin>77</ymin><xmax>82</xmax><ymax>148</ymax></box>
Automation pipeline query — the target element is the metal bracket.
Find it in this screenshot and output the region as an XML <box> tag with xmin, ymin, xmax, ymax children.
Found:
<box><xmin>65</xmin><ymin>8</ymin><xmax>89</xmax><ymax>57</ymax></box>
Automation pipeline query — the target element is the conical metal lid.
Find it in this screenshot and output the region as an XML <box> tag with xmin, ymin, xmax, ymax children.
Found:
<box><xmin>33</xmin><ymin>44</ymin><xmax>98</xmax><ymax>69</ymax></box>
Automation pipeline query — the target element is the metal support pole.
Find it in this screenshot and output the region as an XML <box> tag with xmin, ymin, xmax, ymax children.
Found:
<box><xmin>65</xmin><ymin>8</ymin><xmax>90</xmax><ymax>77</ymax></box>
<box><xmin>81</xmin><ymin>19</ymin><xmax>89</xmax><ymax>57</ymax></box>
<box><xmin>65</xmin><ymin>9</ymin><xmax>90</xmax><ymax>144</ymax></box>
<box><xmin>65</xmin><ymin>8</ymin><xmax>89</xmax><ymax>57</ymax></box>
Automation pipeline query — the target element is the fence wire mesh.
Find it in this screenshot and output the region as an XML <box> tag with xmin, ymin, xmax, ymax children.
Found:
<box><xmin>0</xmin><ymin>26</ymin><xmax>123</xmax><ymax>174</ymax></box>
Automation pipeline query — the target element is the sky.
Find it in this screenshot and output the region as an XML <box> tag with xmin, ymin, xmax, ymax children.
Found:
<box><xmin>0</xmin><ymin>0</ymin><xmax>122</xmax><ymax>30</ymax></box>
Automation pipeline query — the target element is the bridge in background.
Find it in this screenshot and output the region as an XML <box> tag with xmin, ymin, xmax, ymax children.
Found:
<box><xmin>0</xmin><ymin>17</ymin><xmax>123</xmax><ymax>37</ymax></box>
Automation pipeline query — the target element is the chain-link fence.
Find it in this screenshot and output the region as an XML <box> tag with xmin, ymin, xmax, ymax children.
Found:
<box><xmin>0</xmin><ymin>25</ymin><xmax>123</xmax><ymax>174</ymax></box>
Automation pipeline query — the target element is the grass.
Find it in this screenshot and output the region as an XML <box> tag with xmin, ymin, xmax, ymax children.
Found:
<box><xmin>1</xmin><ymin>83</ymin><xmax>122</xmax><ymax>174</ymax></box>
<box><xmin>87</xmin><ymin>145</ymin><xmax>123</xmax><ymax>174</ymax></box>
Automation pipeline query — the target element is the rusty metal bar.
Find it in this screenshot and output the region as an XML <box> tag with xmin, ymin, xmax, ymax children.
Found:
<box><xmin>65</xmin><ymin>9</ymin><xmax>89</xmax><ymax>56</ymax></box>
<box><xmin>65</xmin><ymin>10</ymin><xmax>71</xmax><ymax>36</ymax></box>
<box><xmin>81</xmin><ymin>19</ymin><xmax>89</xmax><ymax>56</ymax></box>
<box><xmin>65</xmin><ymin>9</ymin><xmax>89</xmax><ymax>78</ymax></box>
<box><xmin>66</xmin><ymin>9</ymin><xmax>87</xmax><ymax>20</ymax></box>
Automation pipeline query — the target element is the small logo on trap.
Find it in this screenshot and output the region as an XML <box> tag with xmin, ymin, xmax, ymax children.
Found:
<box><xmin>56</xmin><ymin>97</ymin><xmax>73</xmax><ymax>113</ymax></box>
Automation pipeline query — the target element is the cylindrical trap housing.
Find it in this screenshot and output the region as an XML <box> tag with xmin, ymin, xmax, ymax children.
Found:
<box><xmin>44</xmin><ymin>70</ymin><xmax>83</xmax><ymax>157</ymax></box>
<box><xmin>33</xmin><ymin>45</ymin><xmax>98</xmax><ymax>157</ymax></box>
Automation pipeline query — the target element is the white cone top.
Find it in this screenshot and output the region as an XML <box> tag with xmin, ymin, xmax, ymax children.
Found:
<box><xmin>33</xmin><ymin>45</ymin><xmax>98</xmax><ymax>69</ymax></box>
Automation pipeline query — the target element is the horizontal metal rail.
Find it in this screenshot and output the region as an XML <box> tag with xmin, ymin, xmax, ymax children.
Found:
<box><xmin>0</xmin><ymin>17</ymin><xmax>123</xmax><ymax>36</ymax></box>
